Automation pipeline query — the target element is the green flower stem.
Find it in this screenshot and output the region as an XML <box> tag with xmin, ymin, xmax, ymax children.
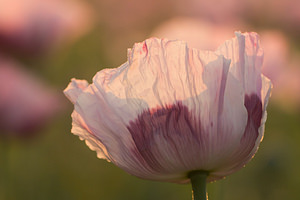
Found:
<box><xmin>188</xmin><ymin>171</ymin><xmax>208</xmax><ymax>200</ymax></box>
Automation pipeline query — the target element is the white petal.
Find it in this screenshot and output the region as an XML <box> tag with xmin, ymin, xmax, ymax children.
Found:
<box><xmin>124</xmin><ymin>41</ymin><xmax>249</xmax><ymax>181</ymax></box>
<box><xmin>64</xmin><ymin>78</ymin><xmax>89</xmax><ymax>104</ymax></box>
<box><xmin>93</xmin><ymin>38</ymin><xmax>208</xmax><ymax>124</ymax></box>
<box><xmin>71</xmin><ymin>110</ymin><xmax>110</xmax><ymax>160</ymax></box>
<box><xmin>216</xmin><ymin>32</ymin><xmax>264</xmax><ymax>97</ymax></box>
<box><xmin>253</xmin><ymin>75</ymin><xmax>273</xmax><ymax>154</ymax></box>
<box><xmin>73</xmin><ymin>84</ymin><xmax>162</xmax><ymax>178</ymax></box>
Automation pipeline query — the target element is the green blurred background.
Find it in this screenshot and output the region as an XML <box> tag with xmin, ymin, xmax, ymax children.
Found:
<box><xmin>1</xmin><ymin>0</ymin><xmax>300</xmax><ymax>199</ymax></box>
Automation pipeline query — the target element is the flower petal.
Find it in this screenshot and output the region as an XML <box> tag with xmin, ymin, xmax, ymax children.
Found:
<box><xmin>71</xmin><ymin>110</ymin><xmax>110</xmax><ymax>160</ymax></box>
<box><xmin>120</xmin><ymin>38</ymin><xmax>249</xmax><ymax>182</ymax></box>
<box><xmin>72</xmin><ymin>83</ymin><xmax>162</xmax><ymax>179</ymax></box>
<box><xmin>216</xmin><ymin>32</ymin><xmax>263</xmax><ymax>97</ymax></box>
<box><xmin>64</xmin><ymin>78</ymin><xmax>89</xmax><ymax>104</ymax></box>
<box><xmin>210</xmin><ymin>33</ymin><xmax>272</xmax><ymax>177</ymax></box>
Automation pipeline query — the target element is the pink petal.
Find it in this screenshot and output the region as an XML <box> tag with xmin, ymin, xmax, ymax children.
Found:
<box><xmin>71</xmin><ymin>110</ymin><xmax>110</xmax><ymax>160</ymax></box>
<box><xmin>72</xmin><ymin>84</ymin><xmax>158</xmax><ymax>178</ymax></box>
<box><xmin>216</xmin><ymin>32</ymin><xmax>264</xmax><ymax>97</ymax></box>
<box><xmin>64</xmin><ymin>78</ymin><xmax>89</xmax><ymax>104</ymax></box>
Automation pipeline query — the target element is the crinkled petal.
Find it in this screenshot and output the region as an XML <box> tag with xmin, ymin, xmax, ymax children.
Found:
<box><xmin>64</xmin><ymin>78</ymin><xmax>89</xmax><ymax>104</ymax></box>
<box><xmin>210</xmin><ymin>33</ymin><xmax>272</xmax><ymax>177</ymax></box>
<box><xmin>216</xmin><ymin>32</ymin><xmax>263</xmax><ymax>97</ymax></box>
<box><xmin>72</xmin><ymin>83</ymin><xmax>163</xmax><ymax>179</ymax></box>
<box><xmin>71</xmin><ymin>110</ymin><xmax>110</xmax><ymax>160</ymax></box>
<box><xmin>95</xmin><ymin>38</ymin><xmax>250</xmax><ymax>182</ymax></box>
<box><xmin>254</xmin><ymin>75</ymin><xmax>272</xmax><ymax>154</ymax></box>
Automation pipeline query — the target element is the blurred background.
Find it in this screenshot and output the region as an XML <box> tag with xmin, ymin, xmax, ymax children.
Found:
<box><xmin>0</xmin><ymin>0</ymin><xmax>300</xmax><ymax>199</ymax></box>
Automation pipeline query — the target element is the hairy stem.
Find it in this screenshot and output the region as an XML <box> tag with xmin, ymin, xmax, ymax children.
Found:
<box><xmin>188</xmin><ymin>171</ymin><xmax>208</xmax><ymax>200</ymax></box>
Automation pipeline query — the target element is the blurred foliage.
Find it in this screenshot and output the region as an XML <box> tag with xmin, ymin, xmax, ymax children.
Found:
<box><xmin>1</xmin><ymin>101</ymin><xmax>300</xmax><ymax>200</ymax></box>
<box><xmin>1</xmin><ymin>0</ymin><xmax>300</xmax><ymax>199</ymax></box>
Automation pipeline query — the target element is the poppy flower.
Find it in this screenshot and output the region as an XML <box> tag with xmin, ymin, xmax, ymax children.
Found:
<box><xmin>0</xmin><ymin>55</ymin><xmax>63</xmax><ymax>136</ymax></box>
<box><xmin>0</xmin><ymin>0</ymin><xmax>94</xmax><ymax>55</ymax></box>
<box><xmin>64</xmin><ymin>32</ymin><xmax>272</xmax><ymax>183</ymax></box>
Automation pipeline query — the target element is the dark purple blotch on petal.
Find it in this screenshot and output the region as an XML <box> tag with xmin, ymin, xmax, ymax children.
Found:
<box><xmin>237</xmin><ymin>94</ymin><xmax>263</xmax><ymax>163</ymax></box>
<box><xmin>127</xmin><ymin>94</ymin><xmax>263</xmax><ymax>174</ymax></box>
<box><xmin>243</xmin><ymin>94</ymin><xmax>263</xmax><ymax>141</ymax></box>
<box><xmin>127</xmin><ymin>101</ymin><xmax>204</xmax><ymax>172</ymax></box>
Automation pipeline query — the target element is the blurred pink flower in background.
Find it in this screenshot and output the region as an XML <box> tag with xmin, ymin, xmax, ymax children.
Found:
<box><xmin>260</xmin><ymin>31</ymin><xmax>300</xmax><ymax>111</ymax></box>
<box><xmin>95</xmin><ymin>0</ymin><xmax>174</xmax><ymax>30</ymax></box>
<box><xmin>174</xmin><ymin>0</ymin><xmax>245</xmax><ymax>23</ymax></box>
<box><xmin>259</xmin><ymin>31</ymin><xmax>289</xmax><ymax>86</ymax></box>
<box><xmin>272</xmin><ymin>57</ymin><xmax>300</xmax><ymax>111</ymax></box>
<box><xmin>244</xmin><ymin>0</ymin><xmax>300</xmax><ymax>33</ymax></box>
<box><xmin>0</xmin><ymin>55</ymin><xmax>63</xmax><ymax>136</ymax></box>
<box><xmin>64</xmin><ymin>33</ymin><xmax>272</xmax><ymax>183</ymax></box>
<box><xmin>174</xmin><ymin>0</ymin><xmax>300</xmax><ymax>33</ymax></box>
<box><xmin>0</xmin><ymin>0</ymin><xmax>94</xmax><ymax>55</ymax></box>
<box><xmin>151</xmin><ymin>17</ymin><xmax>245</xmax><ymax>50</ymax></box>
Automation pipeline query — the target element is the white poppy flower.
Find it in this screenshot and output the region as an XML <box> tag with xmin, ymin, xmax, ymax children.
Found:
<box><xmin>64</xmin><ymin>32</ymin><xmax>272</xmax><ymax>183</ymax></box>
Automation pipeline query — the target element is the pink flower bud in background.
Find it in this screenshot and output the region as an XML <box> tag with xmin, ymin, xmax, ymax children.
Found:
<box><xmin>259</xmin><ymin>31</ymin><xmax>289</xmax><ymax>85</ymax></box>
<box><xmin>174</xmin><ymin>0</ymin><xmax>245</xmax><ymax>24</ymax></box>
<box><xmin>0</xmin><ymin>55</ymin><xmax>63</xmax><ymax>136</ymax></box>
<box><xmin>151</xmin><ymin>17</ymin><xmax>244</xmax><ymax>51</ymax></box>
<box><xmin>272</xmin><ymin>58</ymin><xmax>300</xmax><ymax>111</ymax></box>
<box><xmin>260</xmin><ymin>31</ymin><xmax>300</xmax><ymax>111</ymax></box>
<box><xmin>244</xmin><ymin>0</ymin><xmax>300</xmax><ymax>33</ymax></box>
<box><xmin>0</xmin><ymin>0</ymin><xmax>94</xmax><ymax>55</ymax></box>
<box><xmin>64</xmin><ymin>32</ymin><xmax>272</xmax><ymax>183</ymax></box>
